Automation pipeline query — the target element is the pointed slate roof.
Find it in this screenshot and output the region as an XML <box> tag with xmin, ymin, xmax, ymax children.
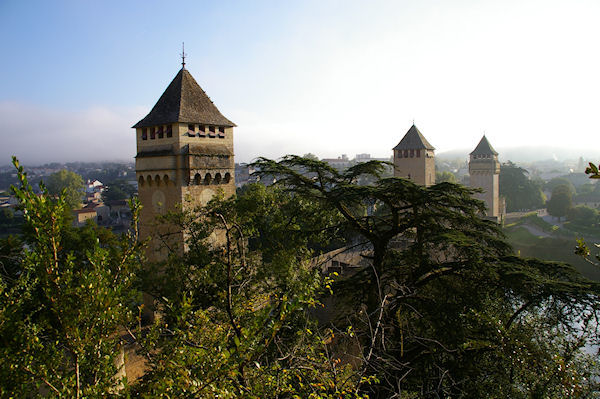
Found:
<box><xmin>393</xmin><ymin>125</ymin><xmax>435</xmax><ymax>151</ymax></box>
<box><xmin>470</xmin><ymin>135</ymin><xmax>498</xmax><ymax>156</ymax></box>
<box><xmin>133</xmin><ymin>68</ymin><xmax>235</xmax><ymax>128</ymax></box>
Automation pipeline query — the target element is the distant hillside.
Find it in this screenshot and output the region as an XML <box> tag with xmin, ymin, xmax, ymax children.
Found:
<box><xmin>438</xmin><ymin>146</ymin><xmax>600</xmax><ymax>163</ymax></box>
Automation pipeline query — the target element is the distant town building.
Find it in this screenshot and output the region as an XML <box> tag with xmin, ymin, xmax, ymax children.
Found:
<box><xmin>322</xmin><ymin>154</ymin><xmax>352</xmax><ymax>171</ymax></box>
<box><xmin>354</xmin><ymin>154</ymin><xmax>391</xmax><ymax>164</ymax></box>
<box><xmin>85</xmin><ymin>191</ymin><xmax>102</xmax><ymax>203</ymax></box>
<box><xmin>0</xmin><ymin>196</ymin><xmax>19</xmax><ymax>208</ymax></box>
<box><xmin>106</xmin><ymin>200</ymin><xmax>132</xmax><ymax>222</ymax></box>
<box><xmin>392</xmin><ymin>125</ymin><xmax>435</xmax><ymax>186</ymax></box>
<box><xmin>469</xmin><ymin>136</ymin><xmax>502</xmax><ymax>220</ymax></box>
<box><xmin>86</xmin><ymin>179</ymin><xmax>104</xmax><ymax>193</ymax></box>
<box><xmin>73</xmin><ymin>208</ymin><xmax>97</xmax><ymax>227</ymax></box>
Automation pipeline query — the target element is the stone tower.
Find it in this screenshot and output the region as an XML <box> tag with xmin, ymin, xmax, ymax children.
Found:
<box><xmin>133</xmin><ymin>66</ymin><xmax>236</xmax><ymax>262</ymax></box>
<box><xmin>393</xmin><ymin>124</ymin><xmax>435</xmax><ymax>186</ymax></box>
<box><xmin>469</xmin><ymin>136</ymin><xmax>500</xmax><ymax>218</ymax></box>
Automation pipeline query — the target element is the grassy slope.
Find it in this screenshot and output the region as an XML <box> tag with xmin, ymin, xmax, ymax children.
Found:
<box><xmin>505</xmin><ymin>226</ymin><xmax>600</xmax><ymax>282</ymax></box>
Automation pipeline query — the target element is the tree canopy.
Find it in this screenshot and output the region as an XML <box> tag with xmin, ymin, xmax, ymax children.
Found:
<box><xmin>252</xmin><ymin>155</ymin><xmax>600</xmax><ymax>397</ymax></box>
<box><xmin>3</xmin><ymin>156</ymin><xmax>600</xmax><ymax>397</ymax></box>
<box><xmin>499</xmin><ymin>161</ymin><xmax>545</xmax><ymax>212</ymax></box>
<box><xmin>547</xmin><ymin>184</ymin><xmax>573</xmax><ymax>220</ymax></box>
<box><xmin>546</xmin><ymin>177</ymin><xmax>576</xmax><ymax>196</ymax></box>
<box><xmin>101</xmin><ymin>180</ymin><xmax>136</xmax><ymax>203</ymax></box>
<box><xmin>435</xmin><ymin>170</ymin><xmax>457</xmax><ymax>183</ymax></box>
<box><xmin>0</xmin><ymin>158</ymin><xmax>142</xmax><ymax>397</ymax></box>
<box><xmin>567</xmin><ymin>205</ymin><xmax>598</xmax><ymax>227</ymax></box>
<box><xmin>45</xmin><ymin>169</ymin><xmax>84</xmax><ymax>209</ymax></box>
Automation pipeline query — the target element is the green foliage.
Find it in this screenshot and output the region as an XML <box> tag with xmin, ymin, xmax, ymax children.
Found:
<box><xmin>3</xmin><ymin>155</ymin><xmax>600</xmax><ymax>397</ymax></box>
<box><xmin>585</xmin><ymin>162</ymin><xmax>600</xmax><ymax>179</ymax></box>
<box><xmin>546</xmin><ymin>177</ymin><xmax>576</xmax><ymax>196</ymax></box>
<box><xmin>435</xmin><ymin>170</ymin><xmax>456</xmax><ymax>183</ymax></box>
<box><xmin>577</xmin><ymin>163</ymin><xmax>600</xmax><ymax>269</ymax></box>
<box><xmin>567</xmin><ymin>205</ymin><xmax>598</xmax><ymax>227</ymax></box>
<box><xmin>0</xmin><ymin>208</ymin><xmax>23</xmax><ymax>233</ymax></box>
<box><xmin>547</xmin><ymin>185</ymin><xmax>573</xmax><ymax>220</ymax></box>
<box><xmin>577</xmin><ymin>183</ymin><xmax>595</xmax><ymax>195</ymax></box>
<box><xmin>102</xmin><ymin>185</ymin><xmax>128</xmax><ymax>202</ymax></box>
<box><xmin>514</xmin><ymin>212</ymin><xmax>554</xmax><ymax>232</ymax></box>
<box><xmin>507</xmin><ymin>228</ymin><xmax>600</xmax><ymax>281</ymax></box>
<box><xmin>0</xmin><ymin>208</ymin><xmax>13</xmax><ymax>223</ymax></box>
<box><xmin>252</xmin><ymin>155</ymin><xmax>600</xmax><ymax>398</ymax></box>
<box><xmin>134</xmin><ymin>183</ymin><xmax>367</xmax><ymax>397</ymax></box>
<box><xmin>236</xmin><ymin>183</ymin><xmax>345</xmax><ymax>256</ymax></box>
<box><xmin>500</xmin><ymin>161</ymin><xmax>545</xmax><ymax>212</ymax></box>
<box><xmin>0</xmin><ymin>157</ymin><xmax>143</xmax><ymax>397</ymax></box>
<box><xmin>553</xmin><ymin>184</ymin><xmax>573</xmax><ymax>196</ymax></box>
<box><xmin>45</xmin><ymin>169</ymin><xmax>85</xmax><ymax>209</ymax></box>
<box><xmin>102</xmin><ymin>180</ymin><xmax>136</xmax><ymax>203</ymax></box>
<box><xmin>303</xmin><ymin>152</ymin><xmax>319</xmax><ymax>161</ymax></box>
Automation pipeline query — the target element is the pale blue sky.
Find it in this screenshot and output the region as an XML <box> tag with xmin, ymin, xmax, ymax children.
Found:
<box><xmin>1</xmin><ymin>0</ymin><xmax>600</xmax><ymax>164</ymax></box>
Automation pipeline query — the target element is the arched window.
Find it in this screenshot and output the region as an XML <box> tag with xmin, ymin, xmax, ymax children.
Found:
<box><xmin>194</xmin><ymin>173</ymin><xmax>202</xmax><ymax>185</ymax></box>
<box><xmin>204</xmin><ymin>173</ymin><xmax>212</xmax><ymax>185</ymax></box>
<box><xmin>155</xmin><ymin>175</ymin><xmax>161</xmax><ymax>186</ymax></box>
<box><xmin>138</xmin><ymin>176</ymin><xmax>145</xmax><ymax>187</ymax></box>
<box><xmin>214</xmin><ymin>173</ymin><xmax>222</xmax><ymax>184</ymax></box>
<box><xmin>224</xmin><ymin>172</ymin><xmax>231</xmax><ymax>184</ymax></box>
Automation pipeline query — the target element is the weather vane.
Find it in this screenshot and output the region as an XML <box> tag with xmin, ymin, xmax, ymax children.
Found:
<box><xmin>181</xmin><ymin>42</ymin><xmax>187</xmax><ymax>69</ymax></box>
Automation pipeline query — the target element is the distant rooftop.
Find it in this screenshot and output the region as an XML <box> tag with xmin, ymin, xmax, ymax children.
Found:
<box><xmin>133</xmin><ymin>68</ymin><xmax>235</xmax><ymax>128</ymax></box>
<box><xmin>393</xmin><ymin>125</ymin><xmax>435</xmax><ymax>151</ymax></box>
<box><xmin>470</xmin><ymin>135</ymin><xmax>498</xmax><ymax>156</ymax></box>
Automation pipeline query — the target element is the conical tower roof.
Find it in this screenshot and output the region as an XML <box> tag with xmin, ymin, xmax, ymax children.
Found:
<box><xmin>133</xmin><ymin>68</ymin><xmax>235</xmax><ymax>128</ymax></box>
<box><xmin>393</xmin><ymin>125</ymin><xmax>435</xmax><ymax>150</ymax></box>
<box><xmin>470</xmin><ymin>135</ymin><xmax>498</xmax><ymax>156</ymax></box>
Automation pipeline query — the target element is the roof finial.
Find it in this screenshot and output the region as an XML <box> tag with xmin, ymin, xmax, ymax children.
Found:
<box><xmin>412</xmin><ymin>118</ymin><xmax>415</xmax><ymax>126</ymax></box>
<box><xmin>181</xmin><ymin>42</ymin><xmax>187</xmax><ymax>69</ymax></box>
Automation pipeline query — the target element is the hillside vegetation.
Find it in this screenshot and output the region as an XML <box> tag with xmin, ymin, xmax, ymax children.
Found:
<box><xmin>2</xmin><ymin>157</ymin><xmax>600</xmax><ymax>398</ymax></box>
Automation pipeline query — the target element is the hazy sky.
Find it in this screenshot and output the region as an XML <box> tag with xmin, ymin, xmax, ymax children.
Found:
<box><xmin>1</xmin><ymin>0</ymin><xmax>599</xmax><ymax>165</ymax></box>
